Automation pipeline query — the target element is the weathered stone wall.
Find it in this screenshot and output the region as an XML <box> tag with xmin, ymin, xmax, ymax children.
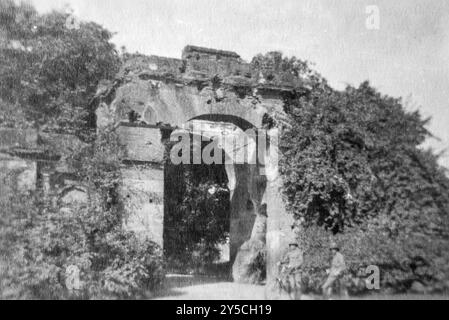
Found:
<box><xmin>122</xmin><ymin>163</ymin><xmax>164</xmax><ymax>245</ymax></box>
<box><xmin>95</xmin><ymin>46</ymin><xmax>296</xmax><ymax>130</ymax></box>
<box><xmin>182</xmin><ymin>45</ymin><xmax>251</xmax><ymax>79</ymax></box>
<box><xmin>113</xmin><ymin>125</ymin><xmax>167</xmax><ymax>246</ymax></box>
<box><xmin>117</xmin><ymin>125</ymin><xmax>166</xmax><ymax>163</ymax></box>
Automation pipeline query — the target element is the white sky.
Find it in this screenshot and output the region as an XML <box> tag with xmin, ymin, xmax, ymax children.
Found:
<box><xmin>30</xmin><ymin>0</ymin><xmax>449</xmax><ymax>169</ymax></box>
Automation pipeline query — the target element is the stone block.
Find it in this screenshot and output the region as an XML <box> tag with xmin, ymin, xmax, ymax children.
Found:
<box><xmin>125</xmin><ymin>202</ymin><xmax>164</xmax><ymax>246</ymax></box>
<box><xmin>117</xmin><ymin>125</ymin><xmax>165</xmax><ymax>163</ymax></box>
<box><xmin>122</xmin><ymin>165</ymin><xmax>164</xmax><ymax>247</ymax></box>
<box><xmin>182</xmin><ymin>45</ymin><xmax>249</xmax><ymax>78</ymax></box>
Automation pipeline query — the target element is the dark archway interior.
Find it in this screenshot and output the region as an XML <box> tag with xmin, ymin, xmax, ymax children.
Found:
<box><xmin>163</xmin><ymin>136</ymin><xmax>232</xmax><ymax>277</ymax></box>
<box><xmin>163</xmin><ymin>116</ymin><xmax>267</xmax><ymax>282</ymax></box>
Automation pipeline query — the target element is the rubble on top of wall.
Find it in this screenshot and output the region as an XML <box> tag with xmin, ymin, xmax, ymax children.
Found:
<box><xmin>97</xmin><ymin>45</ymin><xmax>308</xmax><ymax>99</ymax></box>
<box><xmin>92</xmin><ymin>45</ymin><xmax>310</xmax><ymax>130</ymax></box>
<box><xmin>120</xmin><ymin>54</ymin><xmax>186</xmax><ymax>82</ymax></box>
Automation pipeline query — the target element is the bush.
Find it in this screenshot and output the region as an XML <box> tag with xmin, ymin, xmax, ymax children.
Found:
<box><xmin>87</xmin><ymin>235</ymin><xmax>165</xmax><ymax>299</ymax></box>
<box><xmin>297</xmin><ymin>220</ymin><xmax>449</xmax><ymax>295</ymax></box>
<box><xmin>0</xmin><ymin>187</ymin><xmax>165</xmax><ymax>300</ymax></box>
<box><xmin>0</xmin><ymin>128</ymin><xmax>165</xmax><ymax>300</ymax></box>
<box><xmin>341</xmin><ymin>216</ymin><xmax>449</xmax><ymax>294</ymax></box>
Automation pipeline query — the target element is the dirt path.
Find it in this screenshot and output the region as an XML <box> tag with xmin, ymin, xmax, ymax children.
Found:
<box><xmin>153</xmin><ymin>275</ymin><xmax>266</xmax><ymax>300</ymax></box>
<box><xmin>152</xmin><ymin>275</ymin><xmax>449</xmax><ymax>300</ymax></box>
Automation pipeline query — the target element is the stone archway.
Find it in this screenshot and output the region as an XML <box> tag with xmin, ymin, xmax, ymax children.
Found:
<box><xmin>114</xmin><ymin>117</ymin><xmax>293</xmax><ymax>293</ymax></box>
<box><xmin>96</xmin><ymin>45</ymin><xmax>300</xmax><ymax>298</ymax></box>
<box><xmin>163</xmin><ymin>131</ymin><xmax>231</xmax><ymax>273</ymax></box>
<box><xmin>165</xmin><ymin>117</ymin><xmax>270</xmax><ymax>283</ymax></box>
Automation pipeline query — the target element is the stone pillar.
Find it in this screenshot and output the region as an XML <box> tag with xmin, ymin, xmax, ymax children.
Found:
<box><xmin>265</xmin><ymin>175</ymin><xmax>295</xmax><ymax>298</ymax></box>
<box><xmin>263</xmin><ymin>128</ymin><xmax>295</xmax><ymax>299</ymax></box>
<box><xmin>230</xmin><ymin>162</ymin><xmax>270</xmax><ymax>283</ymax></box>
<box><xmin>228</xmin><ymin>164</ymin><xmax>257</xmax><ymax>264</ymax></box>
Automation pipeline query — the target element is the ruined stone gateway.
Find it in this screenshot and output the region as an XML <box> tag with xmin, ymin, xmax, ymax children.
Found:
<box><xmin>1</xmin><ymin>45</ymin><xmax>310</xmax><ymax>297</ymax></box>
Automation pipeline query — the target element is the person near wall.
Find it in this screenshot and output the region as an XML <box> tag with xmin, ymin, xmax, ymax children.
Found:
<box><xmin>322</xmin><ymin>241</ymin><xmax>347</xmax><ymax>299</ymax></box>
<box><xmin>278</xmin><ymin>241</ymin><xmax>304</xmax><ymax>300</ymax></box>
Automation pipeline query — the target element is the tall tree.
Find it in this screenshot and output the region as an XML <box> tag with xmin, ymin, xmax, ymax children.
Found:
<box><xmin>0</xmin><ymin>0</ymin><xmax>120</xmax><ymax>138</ymax></box>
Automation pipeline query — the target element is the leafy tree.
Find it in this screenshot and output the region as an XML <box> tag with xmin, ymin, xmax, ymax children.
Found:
<box><xmin>0</xmin><ymin>0</ymin><xmax>120</xmax><ymax>139</ymax></box>
<box><xmin>280</xmin><ymin>80</ymin><xmax>449</xmax><ymax>234</ymax></box>
<box><xmin>0</xmin><ymin>2</ymin><xmax>164</xmax><ymax>299</ymax></box>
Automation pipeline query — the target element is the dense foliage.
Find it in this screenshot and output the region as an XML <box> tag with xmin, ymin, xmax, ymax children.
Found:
<box><xmin>0</xmin><ymin>2</ymin><xmax>163</xmax><ymax>299</ymax></box>
<box><xmin>0</xmin><ymin>0</ymin><xmax>119</xmax><ymax>138</ymax></box>
<box><xmin>253</xmin><ymin>50</ymin><xmax>449</xmax><ymax>293</ymax></box>
<box><xmin>0</xmin><ymin>129</ymin><xmax>165</xmax><ymax>299</ymax></box>
<box><xmin>280</xmin><ymin>81</ymin><xmax>449</xmax><ymax>233</ymax></box>
<box><xmin>2</xmin><ymin>0</ymin><xmax>449</xmax><ymax>297</ymax></box>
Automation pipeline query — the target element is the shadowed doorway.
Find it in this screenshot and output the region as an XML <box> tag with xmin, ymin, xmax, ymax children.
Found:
<box><xmin>163</xmin><ymin>136</ymin><xmax>232</xmax><ymax>278</ymax></box>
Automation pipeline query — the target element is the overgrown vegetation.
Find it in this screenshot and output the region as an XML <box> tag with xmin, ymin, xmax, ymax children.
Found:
<box><xmin>2</xmin><ymin>0</ymin><xmax>449</xmax><ymax>299</ymax></box>
<box><xmin>0</xmin><ymin>1</ymin><xmax>163</xmax><ymax>299</ymax></box>
<box><xmin>0</xmin><ymin>0</ymin><xmax>119</xmax><ymax>138</ymax></box>
<box><xmin>0</xmin><ymin>127</ymin><xmax>165</xmax><ymax>299</ymax></box>
<box><xmin>254</xmin><ymin>52</ymin><xmax>449</xmax><ymax>294</ymax></box>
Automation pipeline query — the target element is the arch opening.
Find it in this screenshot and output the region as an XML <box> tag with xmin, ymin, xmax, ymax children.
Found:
<box><xmin>163</xmin><ymin>116</ymin><xmax>268</xmax><ymax>284</ymax></box>
<box><xmin>163</xmin><ymin>135</ymin><xmax>232</xmax><ymax>277</ymax></box>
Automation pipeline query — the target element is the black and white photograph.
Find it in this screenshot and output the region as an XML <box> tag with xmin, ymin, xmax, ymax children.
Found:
<box><xmin>1</xmin><ymin>0</ymin><xmax>449</xmax><ymax>303</ymax></box>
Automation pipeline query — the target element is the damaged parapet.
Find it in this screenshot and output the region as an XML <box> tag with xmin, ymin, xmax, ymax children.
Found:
<box><xmin>118</xmin><ymin>45</ymin><xmax>251</xmax><ymax>83</ymax></box>
<box><xmin>109</xmin><ymin>45</ymin><xmax>307</xmax><ymax>93</ymax></box>
<box><xmin>95</xmin><ymin>45</ymin><xmax>309</xmax><ymax>131</ymax></box>
<box><xmin>182</xmin><ymin>45</ymin><xmax>250</xmax><ymax>79</ymax></box>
